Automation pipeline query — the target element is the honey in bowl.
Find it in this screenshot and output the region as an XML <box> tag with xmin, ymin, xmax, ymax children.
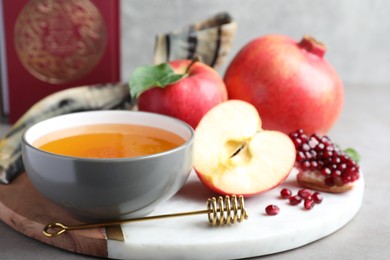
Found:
<box><xmin>33</xmin><ymin>124</ymin><xmax>186</xmax><ymax>159</ymax></box>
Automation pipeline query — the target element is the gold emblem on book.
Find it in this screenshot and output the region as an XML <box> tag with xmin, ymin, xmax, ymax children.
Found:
<box><xmin>14</xmin><ymin>0</ymin><xmax>107</xmax><ymax>84</ymax></box>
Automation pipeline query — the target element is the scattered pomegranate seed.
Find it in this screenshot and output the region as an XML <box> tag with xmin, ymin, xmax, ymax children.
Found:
<box><xmin>312</xmin><ymin>192</ymin><xmax>323</xmax><ymax>204</ymax></box>
<box><xmin>297</xmin><ymin>189</ymin><xmax>312</xmax><ymax>199</ymax></box>
<box><xmin>269</xmin><ymin>188</ymin><xmax>323</xmax><ymax>215</ymax></box>
<box><xmin>265</xmin><ymin>205</ymin><xmax>280</xmax><ymax>216</ymax></box>
<box><xmin>280</xmin><ymin>188</ymin><xmax>292</xmax><ymax>199</ymax></box>
<box><xmin>289</xmin><ymin>195</ymin><xmax>302</xmax><ymax>206</ymax></box>
<box><xmin>304</xmin><ymin>198</ymin><xmax>315</xmax><ymax>210</ymax></box>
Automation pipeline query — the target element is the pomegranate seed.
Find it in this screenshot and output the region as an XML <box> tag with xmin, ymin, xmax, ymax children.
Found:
<box><xmin>340</xmin><ymin>154</ymin><xmax>349</xmax><ymax>162</ymax></box>
<box><xmin>323</xmin><ymin>150</ymin><xmax>333</xmax><ymax>158</ymax></box>
<box><xmin>265</xmin><ymin>205</ymin><xmax>280</xmax><ymax>216</ymax></box>
<box><xmin>338</xmin><ymin>163</ymin><xmax>347</xmax><ymax>171</ymax></box>
<box><xmin>302</xmin><ymin>143</ymin><xmax>310</xmax><ymax>151</ymax></box>
<box><xmin>292</xmin><ymin>138</ymin><xmax>302</xmax><ymax>148</ymax></box>
<box><xmin>312</xmin><ymin>134</ymin><xmax>322</xmax><ymax>141</ymax></box>
<box><xmin>316</xmin><ymin>143</ymin><xmax>325</xmax><ymax>151</ymax></box>
<box><xmin>312</xmin><ymin>192</ymin><xmax>323</xmax><ymax>204</ymax></box>
<box><xmin>280</xmin><ymin>188</ymin><xmax>292</xmax><ymax>199</ymax></box>
<box><xmin>331</xmin><ymin>170</ymin><xmax>342</xmax><ymax>178</ymax></box>
<box><xmin>296</xmin><ymin>151</ymin><xmax>306</xmax><ymax>162</ymax></box>
<box><xmin>310</xmin><ymin>161</ymin><xmax>318</xmax><ymax>171</ymax></box>
<box><xmin>308</xmin><ymin>138</ymin><xmax>319</xmax><ymax>148</ymax></box>
<box><xmin>332</xmin><ymin>157</ymin><xmax>341</xmax><ymax>164</ymax></box>
<box><xmin>297</xmin><ymin>189</ymin><xmax>312</xmax><ymax>199</ymax></box>
<box><xmin>305</xmin><ymin>151</ymin><xmax>312</xmax><ymax>160</ymax></box>
<box><xmin>304</xmin><ymin>199</ymin><xmax>315</xmax><ymax>210</ymax></box>
<box><xmin>289</xmin><ymin>195</ymin><xmax>302</xmax><ymax>206</ymax></box>
<box><xmin>301</xmin><ymin>161</ymin><xmax>311</xmax><ymax>171</ymax></box>
<box><xmin>341</xmin><ymin>174</ymin><xmax>352</xmax><ymax>184</ymax></box>
<box><xmin>321</xmin><ymin>167</ymin><xmax>331</xmax><ymax>176</ymax></box>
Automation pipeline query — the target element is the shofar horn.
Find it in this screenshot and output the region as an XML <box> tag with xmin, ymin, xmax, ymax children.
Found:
<box><xmin>153</xmin><ymin>12</ymin><xmax>237</xmax><ymax>69</ymax></box>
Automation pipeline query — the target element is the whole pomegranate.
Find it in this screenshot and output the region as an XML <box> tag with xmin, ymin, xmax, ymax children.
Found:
<box><xmin>224</xmin><ymin>34</ymin><xmax>344</xmax><ymax>135</ymax></box>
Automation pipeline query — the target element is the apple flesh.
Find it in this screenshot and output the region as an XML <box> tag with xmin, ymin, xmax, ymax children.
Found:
<box><xmin>137</xmin><ymin>59</ymin><xmax>227</xmax><ymax>129</ymax></box>
<box><xmin>224</xmin><ymin>34</ymin><xmax>344</xmax><ymax>135</ymax></box>
<box><xmin>193</xmin><ymin>100</ymin><xmax>296</xmax><ymax>196</ymax></box>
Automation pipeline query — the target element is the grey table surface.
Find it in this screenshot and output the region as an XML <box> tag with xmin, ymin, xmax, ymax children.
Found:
<box><xmin>0</xmin><ymin>84</ymin><xmax>389</xmax><ymax>259</ymax></box>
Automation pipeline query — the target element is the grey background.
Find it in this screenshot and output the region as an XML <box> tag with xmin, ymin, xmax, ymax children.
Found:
<box><xmin>120</xmin><ymin>0</ymin><xmax>390</xmax><ymax>86</ymax></box>
<box><xmin>1</xmin><ymin>1</ymin><xmax>390</xmax><ymax>259</ymax></box>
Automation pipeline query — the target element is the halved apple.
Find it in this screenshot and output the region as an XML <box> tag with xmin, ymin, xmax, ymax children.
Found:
<box><xmin>193</xmin><ymin>100</ymin><xmax>296</xmax><ymax>196</ymax></box>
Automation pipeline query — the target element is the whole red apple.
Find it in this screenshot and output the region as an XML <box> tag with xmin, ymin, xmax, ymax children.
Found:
<box><xmin>132</xmin><ymin>59</ymin><xmax>227</xmax><ymax>129</ymax></box>
<box><xmin>224</xmin><ymin>34</ymin><xmax>344</xmax><ymax>135</ymax></box>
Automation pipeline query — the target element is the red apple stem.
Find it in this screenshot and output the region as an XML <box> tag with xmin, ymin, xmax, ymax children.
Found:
<box><xmin>185</xmin><ymin>56</ymin><xmax>201</xmax><ymax>74</ymax></box>
<box><xmin>298</xmin><ymin>35</ymin><xmax>326</xmax><ymax>57</ymax></box>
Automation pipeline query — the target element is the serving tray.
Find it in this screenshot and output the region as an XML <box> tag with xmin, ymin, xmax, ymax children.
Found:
<box><xmin>0</xmin><ymin>170</ymin><xmax>364</xmax><ymax>259</ymax></box>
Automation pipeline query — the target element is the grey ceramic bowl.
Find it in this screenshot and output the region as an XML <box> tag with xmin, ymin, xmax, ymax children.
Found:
<box><xmin>21</xmin><ymin>110</ymin><xmax>194</xmax><ymax>220</ymax></box>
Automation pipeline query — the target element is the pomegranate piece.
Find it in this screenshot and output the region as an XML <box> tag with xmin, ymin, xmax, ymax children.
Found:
<box><xmin>265</xmin><ymin>205</ymin><xmax>280</xmax><ymax>216</ymax></box>
<box><xmin>289</xmin><ymin>129</ymin><xmax>360</xmax><ymax>193</ymax></box>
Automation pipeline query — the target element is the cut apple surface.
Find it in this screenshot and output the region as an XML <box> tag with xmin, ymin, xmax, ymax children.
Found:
<box><xmin>193</xmin><ymin>100</ymin><xmax>296</xmax><ymax>196</ymax></box>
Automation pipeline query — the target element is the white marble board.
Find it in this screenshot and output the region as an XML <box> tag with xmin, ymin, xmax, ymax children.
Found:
<box><xmin>108</xmin><ymin>169</ymin><xmax>364</xmax><ymax>259</ymax></box>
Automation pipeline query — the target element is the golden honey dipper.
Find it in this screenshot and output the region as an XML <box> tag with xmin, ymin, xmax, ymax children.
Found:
<box><xmin>43</xmin><ymin>195</ymin><xmax>248</xmax><ymax>237</ymax></box>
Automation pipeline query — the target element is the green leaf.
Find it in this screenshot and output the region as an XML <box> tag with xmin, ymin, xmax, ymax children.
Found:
<box><xmin>344</xmin><ymin>148</ymin><xmax>361</xmax><ymax>163</ymax></box>
<box><xmin>129</xmin><ymin>63</ymin><xmax>185</xmax><ymax>99</ymax></box>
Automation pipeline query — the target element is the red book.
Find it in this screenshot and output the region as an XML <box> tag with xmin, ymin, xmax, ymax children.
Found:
<box><xmin>0</xmin><ymin>0</ymin><xmax>120</xmax><ymax>123</ymax></box>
